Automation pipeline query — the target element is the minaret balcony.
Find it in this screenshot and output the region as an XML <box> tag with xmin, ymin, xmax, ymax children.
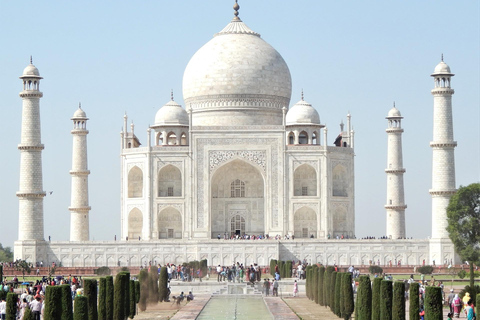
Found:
<box><xmin>384</xmin><ymin>204</ymin><xmax>407</xmax><ymax>210</ymax></box>
<box><xmin>17</xmin><ymin>144</ymin><xmax>44</xmax><ymax>151</ymax></box>
<box><xmin>384</xmin><ymin>168</ymin><xmax>405</xmax><ymax>173</ymax></box>
<box><xmin>19</xmin><ymin>91</ymin><xmax>43</xmax><ymax>98</ymax></box>
<box><xmin>68</xmin><ymin>206</ymin><xmax>91</xmax><ymax>212</ymax></box>
<box><xmin>16</xmin><ymin>191</ymin><xmax>46</xmax><ymax>198</ymax></box>
<box><xmin>431</xmin><ymin>88</ymin><xmax>454</xmax><ymax>95</ymax></box>
<box><xmin>429</xmin><ymin>141</ymin><xmax>457</xmax><ymax>148</ymax></box>
<box><xmin>429</xmin><ymin>189</ymin><xmax>456</xmax><ymax>196</ymax></box>
<box><xmin>69</xmin><ymin>170</ymin><xmax>91</xmax><ymax>175</ymax></box>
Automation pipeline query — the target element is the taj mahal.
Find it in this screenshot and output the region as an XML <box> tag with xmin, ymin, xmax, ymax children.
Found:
<box><xmin>14</xmin><ymin>2</ymin><xmax>458</xmax><ymax>267</ymax></box>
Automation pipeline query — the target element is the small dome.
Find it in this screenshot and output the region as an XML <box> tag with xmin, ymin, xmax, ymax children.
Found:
<box><xmin>432</xmin><ymin>61</ymin><xmax>453</xmax><ymax>76</ymax></box>
<box><xmin>72</xmin><ymin>107</ymin><xmax>87</xmax><ymax>119</ymax></box>
<box><xmin>22</xmin><ymin>64</ymin><xmax>41</xmax><ymax>77</ymax></box>
<box><xmin>154</xmin><ymin>100</ymin><xmax>189</xmax><ymax>126</ymax></box>
<box><xmin>286</xmin><ymin>100</ymin><xmax>320</xmax><ymax>125</ymax></box>
<box><xmin>387</xmin><ymin>107</ymin><xmax>402</xmax><ymax>118</ymax></box>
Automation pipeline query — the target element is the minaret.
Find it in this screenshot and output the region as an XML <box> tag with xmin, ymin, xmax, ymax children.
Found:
<box><xmin>430</xmin><ymin>57</ymin><xmax>456</xmax><ymax>239</ymax></box>
<box><xmin>69</xmin><ymin>104</ymin><xmax>91</xmax><ymax>241</ymax></box>
<box><xmin>385</xmin><ymin>103</ymin><xmax>407</xmax><ymax>239</ymax></box>
<box><xmin>17</xmin><ymin>58</ymin><xmax>46</xmax><ymax>241</ymax></box>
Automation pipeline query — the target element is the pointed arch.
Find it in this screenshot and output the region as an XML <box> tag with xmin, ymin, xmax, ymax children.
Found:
<box><xmin>294</xmin><ymin>206</ymin><xmax>317</xmax><ymax>238</ymax></box>
<box><xmin>294</xmin><ymin>164</ymin><xmax>317</xmax><ymax>196</ymax></box>
<box><xmin>128</xmin><ymin>208</ymin><xmax>143</xmax><ymax>240</ymax></box>
<box><xmin>158</xmin><ymin>165</ymin><xmax>182</xmax><ymax>197</ymax></box>
<box><xmin>158</xmin><ymin>207</ymin><xmax>182</xmax><ymax>239</ymax></box>
<box><xmin>180</xmin><ymin>132</ymin><xmax>187</xmax><ymax>145</ymax></box>
<box><xmin>332</xmin><ymin>164</ymin><xmax>348</xmax><ymax>197</ymax></box>
<box><xmin>128</xmin><ymin>166</ymin><xmax>143</xmax><ymax>198</ymax></box>
<box><xmin>298</xmin><ymin>131</ymin><xmax>308</xmax><ymax>144</ymax></box>
<box><xmin>288</xmin><ymin>132</ymin><xmax>295</xmax><ymax>145</ymax></box>
<box><xmin>333</xmin><ymin>205</ymin><xmax>347</xmax><ymax>236</ymax></box>
<box><xmin>156</xmin><ymin>132</ymin><xmax>164</xmax><ymax>146</ymax></box>
<box><xmin>312</xmin><ymin>131</ymin><xmax>319</xmax><ymax>145</ymax></box>
<box><xmin>166</xmin><ymin>132</ymin><xmax>177</xmax><ymax>145</ymax></box>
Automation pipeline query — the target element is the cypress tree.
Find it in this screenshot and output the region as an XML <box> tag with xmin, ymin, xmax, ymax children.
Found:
<box><xmin>324</xmin><ymin>266</ymin><xmax>334</xmax><ymax>307</ymax></box>
<box><xmin>135</xmin><ymin>281</ymin><xmax>140</xmax><ymax>304</ymax></box>
<box><xmin>73</xmin><ymin>296</ymin><xmax>89</xmax><ymax>320</ymax></box>
<box><xmin>6</xmin><ymin>292</ymin><xmax>17</xmax><ymax>320</ymax></box>
<box><xmin>122</xmin><ymin>272</ymin><xmax>131</xmax><ymax>319</ymax></box>
<box><xmin>371</xmin><ymin>277</ymin><xmax>383</xmax><ymax>320</ymax></box>
<box><xmin>286</xmin><ymin>261</ymin><xmax>293</xmax><ymax>278</ymax></box>
<box><xmin>270</xmin><ymin>259</ymin><xmax>277</xmax><ymax>277</ymax></box>
<box><xmin>334</xmin><ymin>272</ymin><xmax>342</xmax><ymax>317</ymax></box>
<box><xmin>45</xmin><ymin>286</ymin><xmax>63</xmax><ymax>320</ymax></box>
<box><xmin>60</xmin><ymin>284</ymin><xmax>73</xmax><ymax>320</ymax></box>
<box><xmin>113</xmin><ymin>273</ymin><xmax>126</xmax><ymax>320</ymax></box>
<box><xmin>318</xmin><ymin>266</ymin><xmax>325</xmax><ymax>306</ymax></box>
<box><xmin>424</xmin><ymin>286</ymin><xmax>443</xmax><ymax>320</ymax></box>
<box><xmin>312</xmin><ymin>265</ymin><xmax>319</xmax><ymax>303</ymax></box>
<box><xmin>409</xmin><ymin>282</ymin><xmax>420</xmax><ymax>320</ymax></box>
<box><xmin>105</xmin><ymin>276</ymin><xmax>114</xmax><ymax>320</ymax></box>
<box><xmin>278</xmin><ymin>260</ymin><xmax>285</xmax><ymax>279</ymax></box>
<box><xmin>355</xmin><ymin>275</ymin><xmax>372</xmax><ymax>320</ymax></box>
<box><xmin>84</xmin><ymin>279</ymin><xmax>98</xmax><ymax>320</ymax></box>
<box><xmin>0</xmin><ymin>265</ymin><xmax>3</xmax><ymax>283</ymax></box>
<box><xmin>23</xmin><ymin>308</ymin><xmax>34</xmax><ymax>320</ymax></box>
<box><xmin>477</xmin><ymin>294</ymin><xmax>480</xmax><ymax>319</ymax></box>
<box><xmin>148</xmin><ymin>267</ymin><xmax>159</xmax><ymax>303</ymax></box>
<box><xmin>98</xmin><ymin>277</ymin><xmax>106</xmax><ymax>320</ymax></box>
<box><xmin>342</xmin><ymin>272</ymin><xmax>354</xmax><ymax>320</ymax></box>
<box><xmin>138</xmin><ymin>269</ymin><xmax>148</xmax><ymax>311</ymax></box>
<box><xmin>330</xmin><ymin>271</ymin><xmax>337</xmax><ymax>312</ymax></box>
<box><xmin>129</xmin><ymin>280</ymin><xmax>136</xmax><ymax>319</ymax></box>
<box><xmin>380</xmin><ymin>280</ymin><xmax>393</xmax><ymax>320</ymax></box>
<box><xmin>158</xmin><ymin>267</ymin><xmax>169</xmax><ymax>302</ymax></box>
<box><xmin>392</xmin><ymin>281</ymin><xmax>405</xmax><ymax>320</ymax></box>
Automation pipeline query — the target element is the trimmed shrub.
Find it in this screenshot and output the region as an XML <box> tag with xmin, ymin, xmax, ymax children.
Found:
<box><xmin>270</xmin><ymin>259</ymin><xmax>278</xmax><ymax>277</ymax></box>
<box><xmin>95</xmin><ymin>266</ymin><xmax>111</xmax><ymax>276</ymax></box>
<box><xmin>60</xmin><ymin>284</ymin><xmax>73</xmax><ymax>320</ymax></box>
<box><xmin>129</xmin><ymin>280</ymin><xmax>136</xmax><ymax>319</ymax></box>
<box><xmin>305</xmin><ymin>266</ymin><xmax>312</xmax><ymax>299</ymax></box>
<box><xmin>285</xmin><ymin>261</ymin><xmax>292</xmax><ymax>278</ymax></box>
<box><xmin>369</xmin><ymin>265</ymin><xmax>383</xmax><ymax>275</ymax></box>
<box><xmin>380</xmin><ymin>280</ymin><xmax>393</xmax><ymax>320</ymax></box>
<box><xmin>0</xmin><ymin>265</ymin><xmax>2</xmax><ymax>282</ymax></box>
<box><xmin>476</xmin><ymin>294</ymin><xmax>480</xmax><ymax>319</ymax></box>
<box><xmin>324</xmin><ymin>266</ymin><xmax>334</xmax><ymax>307</ymax></box>
<box><xmin>98</xmin><ymin>278</ymin><xmax>106</xmax><ymax>320</ymax></box>
<box><xmin>200</xmin><ymin>259</ymin><xmax>208</xmax><ymax>279</ymax></box>
<box><xmin>113</xmin><ymin>273</ymin><xmax>126</xmax><ymax>320</ymax></box>
<box><xmin>371</xmin><ymin>277</ymin><xmax>383</xmax><ymax>320</ymax></box>
<box><xmin>417</xmin><ymin>265</ymin><xmax>434</xmax><ymax>275</ymax></box>
<box><xmin>158</xmin><ymin>267</ymin><xmax>169</xmax><ymax>302</ymax></box>
<box><xmin>23</xmin><ymin>307</ymin><xmax>34</xmax><ymax>320</ymax></box>
<box><xmin>424</xmin><ymin>286</ymin><xmax>443</xmax><ymax>320</ymax></box>
<box><xmin>409</xmin><ymin>282</ymin><xmax>420</xmax><ymax>320</ymax></box>
<box><xmin>334</xmin><ymin>272</ymin><xmax>342</xmax><ymax>317</ymax></box>
<box><xmin>135</xmin><ymin>281</ymin><xmax>140</xmax><ymax>304</ymax></box>
<box><xmin>147</xmin><ymin>267</ymin><xmax>159</xmax><ymax>303</ymax></box>
<box><xmin>6</xmin><ymin>292</ymin><xmax>17</xmax><ymax>320</ymax></box>
<box><xmin>45</xmin><ymin>286</ymin><xmax>63</xmax><ymax>320</ymax></box>
<box><xmin>318</xmin><ymin>266</ymin><xmax>325</xmax><ymax>306</ymax></box>
<box><xmin>84</xmin><ymin>279</ymin><xmax>98</xmax><ymax>320</ymax></box>
<box><xmin>355</xmin><ymin>275</ymin><xmax>372</xmax><ymax>320</ymax></box>
<box><xmin>278</xmin><ymin>260</ymin><xmax>285</xmax><ymax>279</ymax></box>
<box><xmin>122</xmin><ymin>272</ymin><xmax>131</xmax><ymax>319</ymax></box>
<box><xmin>458</xmin><ymin>270</ymin><xmax>467</xmax><ymax>279</ymax></box>
<box><xmin>340</xmin><ymin>273</ymin><xmax>346</xmax><ymax>317</ymax></box>
<box><xmin>392</xmin><ymin>281</ymin><xmax>405</xmax><ymax>320</ymax></box>
<box><xmin>73</xmin><ymin>296</ymin><xmax>89</xmax><ymax>320</ymax></box>
<box><xmin>138</xmin><ymin>269</ymin><xmax>148</xmax><ymax>311</ymax></box>
<box><xmin>330</xmin><ymin>271</ymin><xmax>337</xmax><ymax>312</ymax></box>
<box><xmin>342</xmin><ymin>272</ymin><xmax>354</xmax><ymax>320</ymax></box>
<box><xmin>105</xmin><ymin>276</ymin><xmax>114</xmax><ymax>320</ymax></box>
<box><xmin>312</xmin><ymin>265</ymin><xmax>319</xmax><ymax>303</ymax></box>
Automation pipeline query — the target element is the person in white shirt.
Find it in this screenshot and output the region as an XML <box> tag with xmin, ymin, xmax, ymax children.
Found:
<box><xmin>0</xmin><ymin>298</ymin><xmax>6</xmax><ymax>320</ymax></box>
<box><xmin>29</xmin><ymin>296</ymin><xmax>42</xmax><ymax>320</ymax></box>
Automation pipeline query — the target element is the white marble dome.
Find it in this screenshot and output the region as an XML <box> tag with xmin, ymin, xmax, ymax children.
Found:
<box><xmin>387</xmin><ymin>106</ymin><xmax>402</xmax><ymax>118</ymax></box>
<box><xmin>286</xmin><ymin>99</ymin><xmax>320</xmax><ymax>125</ymax></box>
<box><xmin>154</xmin><ymin>100</ymin><xmax>189</xmax><ymax>126</ymax></box>
<box><xmin>432</xmin><ymin>61</ymin><xmax>452</xmax><ymax>75</ymax></box>
<box><xmin>22</xmin><ymin>64</ymin><xmax>41</xmax><ymax>77</ymax></box>
<box><xmin>72</xmin><ymin>107</ymin><xmax>87</xmax><ymax>119</ymax></box>
<box><xmin>182</xmin><ymin>17</ymin><xmax>292</xmax><ymax>126</ymax></box>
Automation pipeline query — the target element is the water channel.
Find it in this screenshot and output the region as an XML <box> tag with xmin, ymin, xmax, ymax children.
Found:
<box><xmin>196</xmin><ymin>295</ymin><xmax>273</xmax><ymax>320</ymax></box>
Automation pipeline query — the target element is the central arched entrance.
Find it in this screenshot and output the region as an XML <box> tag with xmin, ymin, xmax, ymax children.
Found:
<box><xmin>210</xmin><ymin>159</ymin><xmax>265</xmax><ymax>238</ymax></box>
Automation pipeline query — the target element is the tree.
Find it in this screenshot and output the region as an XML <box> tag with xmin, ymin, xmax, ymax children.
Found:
<box><xmin>60</xmin><ymin>284</ymin><xmax>73</xmax><ymax>320</ymax></box>
<box><xmin>318</xmin><ymin>266</ymin><xmax>325</xmax><ymax>306</ymax></box>
<box><xmin>330</xmin><ymin>271</ymin><xmax>337</xmax><ymax>312</ymax></box>
<box><xmin>312</xmin><ymin>265</ymin><xmax>318</xmax><ymax>303</ymax></box>
<box><xmin>73</xmin><ymin>296</ymin><xmax>89</xmax><ymax>320</ymax></box>
<box><xmin>392</xmin><ymin>281</ymin><xmax>405</xmax><ymax>320</ymax></box>
<box><xmin>371</xmin><ymin>277</ymin><xmax>383</xmax><ymax>320</ymax></box>
<box><xmin>98</xmin><ymin>278</ymin><xmax>106</xmax><ymax>320</ymax></box>
<box><xmin>424</xmin><ymin>286</ymin><xmax>443</xmax><ymax>320</ymax></box>
<box><xmin>0</xmin><ymin>244</ymin><xmax>13</xmax><ymax>262</ymax></box>
<box><xmin>23</xmin><ymin>307</ymin><xmax>34</xmax><ymax>320</ymax></box>
<box><xmin>6</xmin><ymin>292</ymin><xmax>17</xmax><ymax>320</ymax></box>
<box><xmin>113</xmin><ymin>273</ymin><xmax>126</xmax><ymax>320</ymax></box>
<box><xmin>122</xmin><ymin>272</ymin><xmax>131</xmax><ymax>319</ymax></box>
<box><xmin>129</xmin><ymin>280</ymin><xmax>136</xmax><ymax>319</ymax></box>
<box><xmin>355</xmin><ymin>275</ymin><xmax>372</xmax><ymax>320</ymax></box>
<box><xmin>147</xmin><ymin>267</ymin><xmax>159</xmax><ymax>304</ymax></box>
<box><xmin>447</xmin><ymin>183</ymin><xmax>480</xmax><ymax>289</ymax></box>
<box><xmin>380</xmin><ymin>280</ymin><xmax>393</xmax><ymax>320</ymax></box>
<box><xmin>334</xmin><ymin>272</ymin><xmax>342</xmax><ymax>317</ymax></box>
<box><xmin>270</xmin><ymin>259</ymin><xmax>277</xmax><ymax>277</ymax></box>
<box><xmin>324</xmin><ymin>266</ymin><xmax>334</xmax><ymax>308</ymax></box>
<box><xmin>84</xmin><ymin>279</ymin><xmax>98</xmax><ymax>320</ymax></box>
<box><xmin>158</xmin><ymin>267</ymin><xmax>169</xmax><ymax>302</ymax></box>
<box><xmin>342</xmin><ymin>273</ymin><xmax>354</xmax><ymax>320</ymax></box>
<box><xmin>138</xmin><ymin>269</ymin><xmax>148</xmax><ymax>311</ymax></box>
<box><xmin>105</xmin><ymin>276</ymin><xmax>114</xmax><ymax>320</ymax></box>
<box><xmin>45</xmin><ymin>286</ymin><xmax>63</xmax><ymax>320</ymax></box>
<box><xmin>14</xmin><ymin>260</ymin><xmax>31</xmax><ymax>279</ymax></box>
<box><xmin>476</xmin><ymin>293</ymin><xmax>480</xmax><ymax>319</ymax></box>
<box><xmin>409</xmin><ymin>282</ymin><xmax>420</xmax><ymax>320</ymax></box>
<box><xmin>135</xmin><ymin>281</ymin><xmax>140</xmax><ymax>304</ymax></box>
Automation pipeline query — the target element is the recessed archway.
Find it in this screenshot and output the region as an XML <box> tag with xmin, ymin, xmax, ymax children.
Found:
<box><xmin>293</xmin><ymin>206</ymin><xmax>317</xmax><ymax>238</ymax></box>
<box><xmin>158</xmin><ymin>207</ymin><xmax>182</xmax><ymax>239</ymax></box>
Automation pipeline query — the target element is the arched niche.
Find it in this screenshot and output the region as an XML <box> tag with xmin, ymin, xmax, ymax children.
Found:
<box><xmin>158</xmin><ymin>207</ymin><xmax>182</xmax><ymax>239</ymax></box>
<box><xmin>294</xmin><ymin>164</ymin><xmax>317</xmax><ymax>196</ymax></box>
<box><xmin>333</xmin><ymin>205</ymin><xmax>347</xmax><ymax>237</ymax></box>
<box><xmin>128</xmin><ymin>208</ymin><xmax>143</xmax><ymax>240</ymax></box>
<box><xmin>128</xmin><ymin>166</ymin><xmax>143</xmax><ymax>198</ymax></box>
<box><xmin>294</xmin><ymin>206</ymin><xmax>317</xmax><ymax>238</ymax></box>
<box><xmin>332</xmin><ymin>164</ymin><xmax>348</xmax><ymax>197</ymax></box>
<box><xmin>210</xmin><ymin>159</ymin><xmax>265</xmax><ymax>238</ymax></box>
<box><xmin>158</xmin><ymin>165</ymin><xmax>182</xmax><ymax>197</ymax></box>
<box><xmin>298</xmin><ymin>131</ymin><xmax>308</xmax><ymax>144</ymax></box>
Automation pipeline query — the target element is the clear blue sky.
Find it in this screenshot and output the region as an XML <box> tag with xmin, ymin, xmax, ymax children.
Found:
<box><xmin>0</xmin><ymin>1</ymin><xmax>478</xmax><ymax>248</ymax></box>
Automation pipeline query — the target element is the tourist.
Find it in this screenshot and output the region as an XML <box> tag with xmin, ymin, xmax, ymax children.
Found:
<box><xmin>186</xmin><ymin>291</ymin><xmax>194</xmax><ymax>302</ymax></box>
<box><xmin>452</xmin><ymin>294</ymin><xmax>462</xmax><ymax>318</ymax></box>
<box><xmin>0</xmin><ymin>297</ymin><xmax>6</xmax><ymax>320</ymax></box>
<box><xmin>216</xmin><ymin>265</ymin><xmax>222</xmax><ymax>282</ymax></box>
<box><xmin>263</xmin><ymin>279</ymin><xmax>270</xmax><ymax>296</ymax></box>
<box><xmin>272</xmin><ymin>280</ymin><xmax>278</xmax><ymax>297</ymax></box>
<box><xmin>465</xmin><ymin>299</ymin><xmax>475</xmax><ymax>320</ymax></box>
<box><xmin>463</xmin><ymin>292</ymin><xmax>471</xmax><ymax>314</ymax></box>
<box><xmin>29</xmin><ymin>296</ymin><xmax>42</xmax><ymax>320</ymax></box>
<box><xmin>447</xmin><ymin>289</ymin><xmax>455</xmax><ymax>314</ymax></box>
<box><xmin>447</xmin><ymin>312</ymin><xmax>453</xmax><ymax>320</ymax></box>
<box><xmin>293</xmin><ymin>280</ymin><xmax>298</xmax><ymax>297</ymax></box>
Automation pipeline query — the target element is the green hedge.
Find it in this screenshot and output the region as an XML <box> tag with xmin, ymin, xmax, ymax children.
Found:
<box><xmin>312</xmin><ymin>265</ymin><xmax>319</xmax><ymax>303</ymax></box>
<box><xmin>84</xmin><ymin>279</ymin><xmax>98</xmax><ymax>320</ymax></box>
<box><xmin>285</xmin><ymin>261</ymin><xmax>292</xmax><ymax>278</ymax></box>
<box><xmin>278</xmin><ymin>260</ymin><xmax>285</xmax><ymax>279</ymax></box>
<box><xmin>355</xmin><ymin>275</ymin><xmax>372</xmax><ymax>320</ymax></box>
<box><xmin>105</xmin><ymin>275</ymin><xmax>114</xmax><ymax>320</ymax></box>
<box><xmin>305</xmin><ymin>266</ymin><xmax>312</xmax><ymax>300</ymax></box>
<box><xmin>45</xmin><ymin>285</ymin><xmax>63</xmax><ymax>320</ymax></box>
<box><xmin>380</xmin><ymin>280</ymin><xmax>393</xmax><ymax>320</ymax></box>
<box><xmin>409</xmin><ymin>282</ymin><xmax>420</xmax><ymax>320</ymax></box>
<box><xmin>122</xmin><ymin>272</ymin><xmax>131</xmax><ymax>319</ymax></box>
<box><xmin>138</xmin><ymin>269</ymin><xmax>148</xmax><ymax>311</ymax></box>
<box><xmin>98</xmin><ymin>278</ymin><xmax>106</xmax><ymax>320</ymax></box>
<box><xmin>148</xmin><ymin>268</ymin><xmax>159</xmax><ymax>304</ymax></box>
<box><xmin>424</xmin><ymin>286</ymin><xmax>443</xmax><ymax>320</ymax></box>
<box><xmin>324</xmin><ymin>266</ymin><xmax>334</xmax><ymax>308</ymax></box>
<box><xmin>0</xmin><ymin>265</ymin><xmax>2</xmax><ymax>283</ymax></box>
<box><xmin>23</xmin><ymin>308</ymin><xmax>34</xmax><ymax>320</ymax></box>
<box><xmin>135</xmin><ymin>281</ymin><xmax>140</xmax><ymax>304</ymax></box>
<box><xmin>392</xmin><ymin>281</ymin><xmax>405</xmax><ymax>320</ymax></box>
<box><xmin>158</xmin><ymin>267</ymin><xmax>169</xmax><ymax>302</ymax></box>
<box><xmin>73</xmin><ymin>296</ymin><xmax>89</xmax><ymax>320</ymax></box>
<box><xmin>369</xmin><ymin>265</ymin><xmax>383</xmax><ymax>275</ymax></box>
<box><xmin>318</xmin><ymin>266</ymin><xmax>325</xmax><ymax>306</ymax></box>
<box><xmin>334</xmin><ymin>272</ymin><xmax>342</xmax><ymax>317</ymax></box>
<box><xmin>113</xmin><ymin>273</ymin><xmax>126</xmax><ymax>320</ymax></box>
<box><xmin>342</xmin><ymin>273</ymin><xmax>354</xmax><ymax>320</ymax></box>
<box><xmin>129</xmin><ymin>280</ymin><xmax>136</xmax><ymax>319</ymax></box>
<box><xmin>417</xmin><ymin>265</ymin><xmax>434</xmax><ymax>275</ymax></box>
<box><xmin>371</xmin><ymin>277</ymin><xmax>383</xmax><ymax>320</ymax></box>
<box><xmin>330</xmin><ymin>271</ymin><xmax>337</xmax><ymax>312</ymax></box>
<box><xmin>61</xmin><ymin>284</ymin><xmax>73</xmax><ymax>320</ymax></box>
<box><xmin>6</xmin><ymin>292</ymin><xmax>17</xmax><ymax>320</ymax></box>
<box><xmin>270</xmin><ymin>259</ymin><xmax>277</xmax><ymax>277</ymax></box>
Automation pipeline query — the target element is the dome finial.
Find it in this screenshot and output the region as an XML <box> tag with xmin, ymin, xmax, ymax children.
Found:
<box><xmin>79</xmin><ymin>102</ymin><xmax>82</xmax><ymax>109</ymax></box>
<box><xmin>301</xmin><ymin>89</ymin><xmax>304</xmax><ymax>101</ymax></box>
<box><xmin>441</xmin><ymin>53</ymin><xmax>444</xmax><ymax>62</ymax></box>
<box><xmin>233</xmin><ymin>0</ymin><xmax>240</xmax><ymax>19</ymax></box>
<box><xmin>30</xmin><ymin>56</ymin><xmax>33</xmax><ymax>64</ymax></box>
<box><xmin>171</xmin><ymin>89</ymin><xmax>174</xmax><ymax>101</ymax></box>
<box><xmin>393</xmin><ymin>101</ymin><xmax>395</xmax><ymax>108</ymax></box>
